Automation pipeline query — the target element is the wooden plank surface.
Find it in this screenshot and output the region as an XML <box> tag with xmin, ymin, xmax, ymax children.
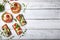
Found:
<box><xmin>20</xmin><ymin>30</ymin><xmax>60</xmax><ymax>39</ymax></box>
<box><xmin>24</xmin><ymin>10</ymin><xmax>60</xmax><ymax>19</ymax></box>
<box><xmin>0</xmin><ymin>0</ymin><xmax>60</xmax><ymax>39</ymax></box>
<box><xmin>14</xmin><ymin>0</ymin><xmax>60</xmax><ymax>2</ymax></box>
<box><xmin>4</xmin><ymin>1</ymin><xmax>60</xmax><ymax>10</ymax></box>
<box><xmin>24</xmin><ymin>20</ymin><xmax>60</xmax><ymax>30</ymax></box>
<box><xmin>2</xmin><ymin>30</ymin><xmax>60</xmax><ymax>39</ymax></box>
<box><xmin>4</xmin><ymin>10</ymin><xmax>60</xmax><ymax>19</ymax></box>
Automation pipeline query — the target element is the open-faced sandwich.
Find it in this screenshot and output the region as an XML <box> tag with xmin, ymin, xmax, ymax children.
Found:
<box><xmin>2</xmin><ymin>12</ymin><xmax>13</xmax><ymax>23</ymax></box>
<box><xmin>12</xmin><ymin>23</ymin><xmax>22</xmax><ymax>35</ymax></box>
<box><xmin>2</xmin><ymin>24</ymin><xmax>12</xmax><ymax>37</ymax></box>
<box><xmin>11</xmin><ymin>2</ymin><xmax>21</xmax><ymax>14</ymax></box>
<box><xmin>16</xmin><ymin>14</ymin><xmax>27</xmax><ymax>26</ymax></box>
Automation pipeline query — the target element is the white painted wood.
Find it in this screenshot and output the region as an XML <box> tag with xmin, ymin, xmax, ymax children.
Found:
<box><xmin>1</xmin><ymin>0</ymin><xmax>60</xmax><ymax>9</ymax></box>
<box><xmin>4</xmin><ymin>1</ymin><xmax>60</xmax><ymax>10</ymax></box>
<box><xmin>0</xmin><ymin>8</ymin><xmax>60</xmax><ymax>30</ymax></box>
<box><xmin>26</xmin><ymin>2</ymin><xmax>60</xmax><ymax>10</ymax></box>
<box><xmin>0</xmin><ymin>0</ymin><xmax>60</xmax><ymax>39</ymax></box>
<box><xmin>1</xmin><ymin>19</ymin><xmax>60</xmax><ymax>30</ymax></box>
<box><xmin>9</xmin><ymin>0</ymin><xmax>60</xmax><ymax>2</ymax></box>
<box><xmin>20</xmin><ymin>30</ymin><xmax>60</xmax><ymax>39</ymax></box>
<box><xmin>8</xmin><ymin>2</ymin><xmax>60</xmax><ymax>10</ymax></box>
<box><xmin>24</xmin><ymin>10</ymin><xmax>60</xmax><ymax>19</ymax></box>
<box><xmin>2</xmin><ymin>20</ymin><xmax>60</xmax><ymax>30</ymax></box>
<box><xmin>24</xmin><ymin>20</ymin><xmax>60</xmax><ymax>30</ymax></box>
<box><xmin>3</xmin><ymin>10</ymin><xmax>60</xmax><ymax>19</ymax></box>
<box><xmin>2</xmin><ymin>30</ymin><xmax>60</xmax><ymax>39</ymax></box>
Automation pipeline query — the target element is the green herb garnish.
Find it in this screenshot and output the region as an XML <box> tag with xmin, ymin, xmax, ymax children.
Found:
<box><xmin>23</xmin><ymin>8</ymin><xmax>26</xmax><ymax>13</ymax></box>
<box><xmin>14</xmin><ymin>18</ymin><xmax>17</xmax><ymax>22</ymax></box>
<box><xmin>22</xmin><ymin>3</ymin><xmax>27</xmax><ymax>13</ymax></box>
<box><xmin>3</xmin><ymin>0</ymin><xmax>8</xmax><ymax>3</ymax></box>
<box><xmin>16</xmin><ymin>24</ymin><xmax>20</xmax><ymax>28</ymax></box>
<box><xmin>23</xmin><ymin>29</ymin><xmax>27</xmax><ymax>34</ymax></box>
<box><xmin>0</xmin><ymin>4</ymin><xmax>5</xmax><ymax>12</ymax></box>
<box><xmin>22</xmin><ymin>3</ymin><xmax>26</xmax><ymax>7</ymax></box>
<box><xmin>19</xmin><ymin>29</ymin><xmax>27</xmax><ymax>39</ymax></box>
<box><xmin>22</xmin><ymin>34</ymin><xmax>24</xmax><ymax>36</ymax></box>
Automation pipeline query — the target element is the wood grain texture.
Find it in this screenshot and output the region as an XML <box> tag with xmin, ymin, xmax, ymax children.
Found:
<box><xmin>21</xmin><ymin>30</ymin><xmax>60</xmax><ymax>39</ymax></box>
<box><xmin>14</xmin><ymin>0</ymin><xmax>60</xmax><ymax>2</ymax></box>
<box><xmin>2</xmin><ymin>30</ymin><xmax>60</xmax><ymax>39</ymax></box>
<box><xmin>26</xmin><ymin>2</ymin><xmax>60</xmax><ymax>10</ymax></box>
<box><xmin>0</xmin><ymin>0</ymin><xmax>60</xmax><ymax>39</ymax></box>
<box><xmin>24</xmin><ymin>20</ymin><xmax>60</xmax><ymax>30</ymax></box>
<box><xmin>24</xmin><ymin>10</ymin><xmax>60</xmax><ymax>19</ymax></box>
<box><xmin>5</xmin><ymin>1</ymin><xmax>60</xmax><ymax>10</ymax></box>
<box><xmin>4</xmin><ymin>10</ymin><xmax>60</xmax><ymax>19</ymax></box>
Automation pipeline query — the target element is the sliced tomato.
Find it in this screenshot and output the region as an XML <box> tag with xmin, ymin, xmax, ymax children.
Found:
<box><xmin>13</xmin><ymin>23</ymin><xmax>22</xmax><ymax>35</ymax></box>
<box><xmin>17</xmin><ymin>30</ymin><xmax>22</xmax><ymax>35</ymax></box>
<box><xmin>16</xmin><ymin>15</ymin><xmax>21</xmax><ymax>21</ymax></box>
<box><xmin>13</xmin><ymin>26</ymin><xmax>16</xmax><ymax>30</ymax></box>
<box><xmin>17</xmin><ymin>27</ymin><xmax>22</xmax><ymax>35</ymax></box>
<box><xmin>13</xmin><ymin>27</ymin><xmax>16</xmax><ymax>30</ymax></box>
<box><xmin>14</xmin><ymin>23</ymin><xmax>16</xmax><ymax>26</ymax></box>
<box><xmin>6</xmin><ymin>19</ymin><xmax>12</xmax><ymax>23</ymax></box>
<box><xmin>11</xmin><ymin>7</ymin><xmax>16</xmax><ymax>10</ymax></box>
<box><xmin>4</xmin><ymin>26</ymin><xmax>8</xmax><ymax>29</ymax></box>
<box><xmin>14</xmin><ymin>3</ymin><xmax>18</xmax><ymax>7</ymax></box>
<box><xmin>13</xmin><ymin>23</ymin><xmax>17</xmax><ymax>30</ymax></box>
<box><xmin>15</xmin><ymin>27</ymin><xmax>22</xmax><ymax>31</ymax></box>
<box><xmin>18</xmin><ymin>27</ymin><xmax>22</xmax><ymax>30</ymax></box>
<box><xmin>13</xmin><ymin>26</ymin><xmax>16</xmax><ymax>28</ymax></box>
<box><xmin>6</xmin><ymin>15</ymin><xmax>10</xmax><ymax>18</ymax></box>
<box><xmin>17</xmin><ymin>16</ymin><xmax>20</xmax><ymax>21</ymax></box>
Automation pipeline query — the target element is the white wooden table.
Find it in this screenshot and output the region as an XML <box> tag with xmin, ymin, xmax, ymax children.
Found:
<box><xmin>0</xmin><ymin>0</ymin><xmax>60</xmax><ymax>39</ymax></box>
